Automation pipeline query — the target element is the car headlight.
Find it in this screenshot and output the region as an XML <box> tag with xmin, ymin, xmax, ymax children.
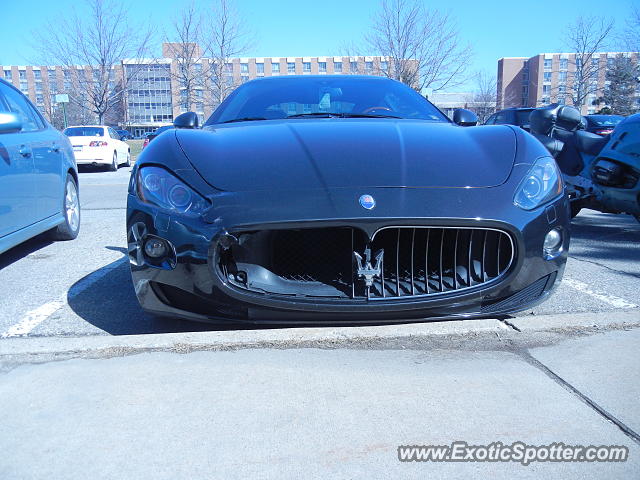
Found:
<box><xmin>137</xmin><ymin>166</ymin><xmax>208</xmax><ymax>215</ymax></box>
<box><xmin>513</xmin><ymin>157</ymin><xmax>563</xmax><ymax>210</ymax></box>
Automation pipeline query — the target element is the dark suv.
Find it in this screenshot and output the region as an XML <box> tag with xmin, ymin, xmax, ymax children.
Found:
<box><xmin>484</xmin><ymin>108</ymin><xmax>535</xmax><ymax>130</ymax></box>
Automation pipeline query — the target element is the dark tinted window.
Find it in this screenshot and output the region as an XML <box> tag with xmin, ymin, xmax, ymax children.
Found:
<box><xmin>484</xmin><ymin>114</ymin><xmax>496</xmax><ymax>125</ymax></box>
<box><xmin>586</xmin><ymin>115</ymin><xmax>624</xmax><ymax>127</ymax></box>
<box><xmin>64</xmin><ymin>127</ymin><xmax>105</xmax><ymax>136</ymax></box>
<box><xmin>207</xmin><ymin>77</ymin><xmax>449</xmax><ymax>124</ymax></box>
<box><xmin>515</xmin><ymin>110</ymin><xmax>533</xmax><ymax>126</ymax></box>
<box><xmin>494</xmin><ymin>112</ymin><xmax>508</xmax><ymax>124</ymax></box>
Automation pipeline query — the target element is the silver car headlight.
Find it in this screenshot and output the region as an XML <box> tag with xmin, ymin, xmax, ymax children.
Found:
<box><xmin>513</xmin><ymin>157</ymin><xmax>563</xmax><ymax>210</ymax></box>
<box><xmin>137</xmin><ymin>166</ymin><xmax>208</xmax><ymax>215</ymax></box>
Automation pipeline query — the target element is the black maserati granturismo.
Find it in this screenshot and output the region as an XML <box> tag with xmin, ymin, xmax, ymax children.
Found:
<box><xmin>127</xmin><ymin>75</ymin><xmax>570</xmax><ymax>324</ymax></box>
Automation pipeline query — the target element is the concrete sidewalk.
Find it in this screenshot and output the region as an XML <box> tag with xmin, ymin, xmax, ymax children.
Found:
<box><xmin>0</xmin><ymin>311</ymin><xmax>639</xmax><ymax>479</ymax></box>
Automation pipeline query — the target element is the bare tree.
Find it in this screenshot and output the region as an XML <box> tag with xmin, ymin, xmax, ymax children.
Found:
<box><xmin>33</xmin><ymin>0</ymin><xmax>153</xmax><ymax>125</ymax></box>
<box><xmin>201</xmin><ymin>0</ymin><xmax>253</xmax><ymax>108</ymax></box>
<box><xmin>363</xmin><ymin>0</ymin><xmax>473</xmax><ymax>92</ymax></box>
<box><xmin>165</xmin><ymin>3</ymin><xmax>206</xmax><ymax>113</ymax></box>
<box><xmin>622</xmin><ymin>5</ymin><xmax>640</xmax><ymax>51</ymax></box>
<box><xmin>469</xmin><ymin>71</ymin><xmax>497</xmax><ymax>124</ymax></box>
<box><xmin>563</xmin><ymin>16</ymin><xmax>614</xmax><ymax>110</ymax></box>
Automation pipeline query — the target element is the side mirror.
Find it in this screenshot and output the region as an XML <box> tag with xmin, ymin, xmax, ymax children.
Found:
<box><xmin>174</xmin><ymin>112</ymin><xmax>199</xmax><ymax>129</ymax></box>
<box><xmin>0</xmin><ymin>112</ymin><xmax>22</xmax><ymax>134</ymax></box>
<box><xmin>453</xmin><ymin>108</ymin><xmax>478</xmax><ymax>127</ymax></box>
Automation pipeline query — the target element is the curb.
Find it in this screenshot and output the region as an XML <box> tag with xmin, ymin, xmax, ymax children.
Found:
<box><xmin>0</xmin><ymin>310</ymin><xmax>638</xmax><ymax>358</ymax></box>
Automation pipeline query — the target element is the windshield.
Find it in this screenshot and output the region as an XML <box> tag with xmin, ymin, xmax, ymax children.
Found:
<box><xmin>63</xmin><ymin>127</ymin><xmax>105</xmax><ymax>137</ymax></box>
<box><xmin>206</xmin><ymin>77</ymin><xmax>449</xmax><ymax>124</ymax></box>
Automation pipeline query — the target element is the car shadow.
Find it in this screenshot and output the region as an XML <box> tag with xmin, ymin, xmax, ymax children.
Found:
<box><xmin>0</xmin><ymin>231</ymin><xmax>54</xmax><ymax>270</ymax></box>
<box><xmin>569</xmin><ymin>213</ymin><xmax>640</xmax><ymax>273</ymax></box>
<box><xmin>66</xmin><ymin>247</ymin><xmax>272</xmax><ymax>335</ymax></box>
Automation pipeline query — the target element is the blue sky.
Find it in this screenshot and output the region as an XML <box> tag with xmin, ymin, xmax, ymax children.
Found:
<box><xmin>0</xmin><ymin>0</ymin><xmax>636</xmax><ymax>91</ymax></box>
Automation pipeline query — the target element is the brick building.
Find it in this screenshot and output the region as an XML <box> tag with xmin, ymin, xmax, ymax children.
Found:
<box><xmin>497</xmin><ymin>52</ymin><xmax>639</xmax><ymax>114</ymax></box>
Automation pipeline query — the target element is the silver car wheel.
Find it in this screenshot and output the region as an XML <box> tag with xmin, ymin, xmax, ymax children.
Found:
<box><xmin>65</xmin><ymin>178</ymin><xmax>80</xmax><ymax>232</ymax></box>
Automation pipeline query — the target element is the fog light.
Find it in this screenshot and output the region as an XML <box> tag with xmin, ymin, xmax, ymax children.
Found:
<box><xmin>144</xmin><ymin>238</ymin><xmax>167</xmax><ymax>258</ymax></box>
<box><xmin>543</xmin><ymin>228</ymin><xmax>563</xmax><ymax>258</ymax></box>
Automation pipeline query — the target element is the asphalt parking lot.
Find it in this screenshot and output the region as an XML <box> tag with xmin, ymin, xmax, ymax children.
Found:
<box><xmin>0</xmin><ymin>167</ymin><xmax>639</xmax><ymax>478</ymax></box>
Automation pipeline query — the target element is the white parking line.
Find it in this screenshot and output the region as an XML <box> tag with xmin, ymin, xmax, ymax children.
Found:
<box><xmin>563</xmin><ymin>278</ymin><xmax>638</xmax><ymax>309</ymax></box>
<box><xmin>1</xmin><ymin>257</ymin><xmax>128</xmax><ymax>338</ymax></box>
<box><xmin>1</xmin><ymin>301</ymin><xmax>66</xmax><ymax>338</ymax></box>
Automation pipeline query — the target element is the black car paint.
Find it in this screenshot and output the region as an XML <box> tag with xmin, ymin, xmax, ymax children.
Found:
<box><xmin>175</xmin><ymin>119</ymin><xmax>517</xmax><ymax>191</ymax></box>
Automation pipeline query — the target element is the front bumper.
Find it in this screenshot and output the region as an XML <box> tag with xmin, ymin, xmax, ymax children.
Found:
<box><xmin>127</xmin><ymin>184</ymin><xmax>570</xmax><ymax>324</ymax></box>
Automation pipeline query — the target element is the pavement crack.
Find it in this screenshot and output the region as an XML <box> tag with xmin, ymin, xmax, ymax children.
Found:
<box><xmin>569</xmin><ymin>255</ymin><xmax>640</xmax><ymax>280</ymax></box>
<box><xmin>498</xmin><ymin>319</ymin><xmax>521</xmax><ymax>332</ymax></box>
<box><xmin>519</xmin><ymin>350</ymin><xmax>640</xmax><ymax>446</ymax></box>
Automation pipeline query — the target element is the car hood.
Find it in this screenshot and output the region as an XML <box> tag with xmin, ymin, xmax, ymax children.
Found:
<box><xmin>175</xmin><ymin>119</ymin><xmax>517</xmax><ymax>191</ymax></box>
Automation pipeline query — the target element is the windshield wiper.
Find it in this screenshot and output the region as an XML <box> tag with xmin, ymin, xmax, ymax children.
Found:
<box><xmin>288</xmin><ymin>112</ymin><xmax>342</xmax><ymax>118</ymax></box>
<box><xmin>339</xmin><ymin>113</ymin><xmax>402</xmax><ymax>119</ymax></box>
<box><xmin>288</xmin><ymin>112</ymin><xmax>402</xmax><ymax>119</ymax></box>
<box><xmin>222</xmin><ymin>117</ymin><xmax>268</xmax><ymax>123</ymax></box>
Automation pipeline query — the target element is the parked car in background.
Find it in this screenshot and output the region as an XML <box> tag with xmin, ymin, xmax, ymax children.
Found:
<box><xmin>0</xmin><ymin>78</ymin><xmax>80</xmax><ymax>254</ymax></box>
<box><xmin>583</xmin><ymin>114</ymin><xmax>625</xmax><ymax>136</ymax></box>
<box><xmin>116</xmin><ymin>129</ymin><xmax>133</xmax><ymax>140</ymax></box>
<box><xmin>484</xmin><ymin>108</ymin><xmax>535</xmax><ymax>130</ymax></box>
<box><xmin>63</xmin><ymin>125</ymin><xmax>131</xmax><ymax>171</ymax></box>
<box><xmin>142</xmin><ymin>125</ymin><xmax>173</xmax><ymax>149</ymax></box>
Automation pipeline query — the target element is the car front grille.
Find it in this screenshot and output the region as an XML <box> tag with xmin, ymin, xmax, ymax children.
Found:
<box><xmin>217</xmin><ymin>226</ymin><xmax>515</xmax><ymax>300</ymax></box>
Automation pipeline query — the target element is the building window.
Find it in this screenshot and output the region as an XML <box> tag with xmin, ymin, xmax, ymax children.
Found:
<box><xmin>4</xmin><ymin>70</ymin><xmax>11</xmax><ymax>80</ymax></box>
<box><xmin>591</xmin><ymin>58</ymin><xmax>599</xmax><ymax>68</ymax></box>
<box><xmin>19</xmin><ymin>70</ymin><xmax>26</xmax><ymax>80</ymax></box>
<box><xmin>35</xmin><ymin>94</ymin><xmax>44</xmax><ymax>105</ymax></box>
<box><xmin>541</xmin><ymin>97</ymin><xmax>550</xmax><ymax>105</ymax></box>
<box><xmin>318</xmin><ymin>62</ymin><xmax>326</xmax><ymax>73</ymax></box>
<box><xmin>287</xmin><ymin>62</ymin><xmax>295</xmax><ymax>73</ymax></box>
<box><xmin>194</xmin><ymin>64</ymin><xmax>202</xmax><ymax>72</ymax></box>
<box><xmin>303</xmin><ymin>62</ymin><xmax>311</xmax><ymax>73</ymax></box>
<box><xmin>558</xmin><ymin>71</ymin><xmax>567</xmax><ymax>83</ymax></box>
<box><xmin>334</xmin><ymin>62</ymin><xmax>342</xmax><ymax>73</ymax></box>
<box><xmin>63</xmin><ymin>70</ymin><xmax>71</xmax><ymax>79</ymax></box>
<box><xmin>195</xmin><ymin>102</ymin><xmax>204</xmax><ymax>112</ymax></box>
<box><xmin>240</xmin><ymin>63</ymin><xmax>248</xmax><ymax>73</ymax></box>
<box><xmin>558</xmin><ymin>85</ymin><xmax>566</xmax><ymax>94</ymax></box>
<box><xmin>287</xmin><ymin>102</ymin><xmax>296</xmax><ymax>115</ymax></box>
<box><xmin>543</xmin><ymin>72</ymin><xmax>552</xmax><ymax>82</ymax></box>
<box><xmin>256</xmin><ymin>63</ymin><xmax>264</xmax><ymax>74</ymax></box>
<box><xmin>543</xmin><ymin>85</ymin><xmax>550</xmax><ymax>95</ymax></box>
<box><xmin>303</xmin><ymin>103</ymin><xmax>312</xmax><ymax>113</ymax></box>
<box><xmin>35</xmin><ymin>82</ymin><xmax>42</xmax><ymax>93</ymax></box>
<box><xmin>225</xmin><ymin>63</ymin><xmax>234</xmax><ymax>74</ymax></box>
<box><xmin>350</xmin><ymin>61</ymin><xmax>358</xmax><ymax>73</ymax></box>
<box><xmin>560</xmin><ymin>58</ymin><xmax>568</xmax><ymax>70</ymax></box>
<box><xmin>558</xmin><ymin>97</ymin><xmax>565</xmax><ymax>105</ymax></box>
<box><xmin>20</xmin><ymin>81</ymin><xmax>28</xmax><ymax>93</ymax></box>
<box><xmin>365</xmin><ymin>61</ymin><xmax>373</xmax><ymax>73</ymax></box>
<box><xmin>271</xmin><ymin>62</ymin><xmax>280</xmax><ymax>73</ymax></box>
<box><xmin>544</xmin><ymin>59</ymin><xmax>552</xmax><ymax>70</ymax></box>
<box><xmin>34</xmin><ymin>70</ymin><xmax>41</xmax><ymax>80</ymax></box>
<box><xmin>522</xmin><ymin>71</ymin><xmax>529</xmax><ymax>82</ymax></box>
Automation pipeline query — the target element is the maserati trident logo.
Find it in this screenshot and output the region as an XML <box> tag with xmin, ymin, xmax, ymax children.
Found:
<box><xmin>359</xmin><ymin>194</ymin><xmax>376</xmax><ymax>210</ymax></box>
<box><xmin>354</xmin><ymin>247</ymin><xmax>384</xmax><ymax>288</ymax></box>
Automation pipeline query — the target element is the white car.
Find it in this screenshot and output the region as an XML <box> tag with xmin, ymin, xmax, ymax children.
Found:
<box><xmin>63</xmin><ymin>125</ymin><xmax>131</xmax><ymax>170</ymax></box>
